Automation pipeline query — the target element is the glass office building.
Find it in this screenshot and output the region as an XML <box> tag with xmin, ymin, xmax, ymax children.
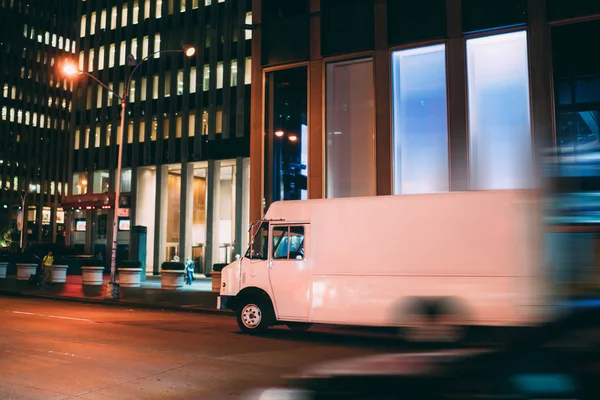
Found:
<box><xmin>66</xmin><ymin>0</ymin><xmax>252</xmax><ymax>274</ymax></box>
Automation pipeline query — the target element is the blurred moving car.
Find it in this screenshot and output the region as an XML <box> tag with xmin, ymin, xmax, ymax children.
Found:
<box><xmin>245</xmin><ymin>306</ymin><xmax>600</xmax><ymax>399</ymax></box>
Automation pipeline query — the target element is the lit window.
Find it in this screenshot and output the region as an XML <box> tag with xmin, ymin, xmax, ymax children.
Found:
<box><xmin>90</xmin><ymin>12</ymin><xmax>96</xmax><ymax>35</ymax></box>
<box><xmin>109</xmin><ymin>43</ymin><xmax>116</xmax><ymax>68</ymax></box>
<box><xmin>466</xmin><ymin>31</ymin><xmax>534</xmax><ymax>190</ymax></box>
<box><xmin>133</xmin><ymin>0</ymin><xmax>139</xmax><ymax>24</ymax></box>
<box><xmin>154</xmin><ymin>34</ymin><xmax>160</xmax><ymax>57</ymax></box>
<box><xmin>51</xmin><ymin>33</ymin><xmax>57</xmax><ymax>47</ymax></box>
<box><xmin>88</xmin><ymin>49</ymin><xmax>95</xmax><ymax>72</ymax></box>
<box><xmin>141</xmin><ymin>77</ymin><xmax>147</xmax><ymax>101</ymax></box>
<box><xmin>177</xmin><ymin>71</ymin><xmax>184</xmax><ymax>95</ymax></box>
<box><xmin>231</xmin><ymin>60</ymin><xmax>238</xmax><ymax>86</ymax></box>
<box><xmin>156</xmin><ymin>0</ymin><xmax>162</xmax><ymax>18</ymax></box>
<box><xmin>193</xmin><ymin>0</ymin><xmax>198</xmax><ymax>9</ymax></box>
<box><xmin>153</xmin><ymin>76</ymin><xmax>159</xmax><ymax>99</ymax></box>
<box><xmin>245</xmin><ymin>12</ymin><xmax>252</xmax><ymax>40</ymax></box>
<box><xmin>217</xmin><ymin>62</ymin><xmax>224</xmax><ymax>89</ymax></box>
<box><xmin>95</xmin><ymin>126</ymin><xmax>101</xmax><ymax>147</ymax></box>
<box><xmin>98</xmin><ymin>46</ymin><xmax>105</xmax><ymax>70</ymax></box>
<box><xmin>80</xmin><ymin>14</ymin><xmax>87</xmax><ymax>37</ymax></box>
<box><xmin>84</xmin><ymin>128</ymin><xmax>90</xmax><ymax>149</ymax></box>
<box><xmin>122</xmin><ymin>4</ymin><xmax>128</xmax><ymax>27</ymax></box>
<box><xmin>144</xmin><ymin>0</ymin><xmax>150</xmax><ymax>19</ymax></box>
<box><xmin>79</xmin><ymin>51</ymin><xmax>84</xmax><ymax>70</ymax></box>
<box><xmin>203</xmin><ymin>65</ymin><xmax>210</xmax><ymax>91</ymax></box>
<box><xmin>100</xmin><ymin>9</ymin><xmax>107</xmax><ymax>29</ymax></box>
<box><xmin>392</xmin><ymin>44</ymin><xmax>449</xmax><ymax>195</ymax></box>
<box><xmin>245</xmin><ymin>57</ymin><xmax>251</xmax><ymax>84</ymax></box>
<box><xmin>142</xmin><ymin>36</ymin><xmax>149</xmax><ymax>58</ymax></box>
<box><xmin>190</xmin><ymin>66</ymin><xmax>197</xmax><ymax>93</ymax></box>
<box><xmin>2</xmin><ymin>84</ymin><xmax>7</xmax><ymax>98</ymax></box>
<box><xmin>65</xmin><ymin>38</ymin><xmax>71</xmax><ymax>52</ymax></box>
<box><xmin>189</xmin><ymin>113</ymin><xmax>195</xmax><ymax>136</ymax></box>
<box><xmin>119</xmin><ymin>41</ymin><xmax>126</xmax><ymax>66</ymax></box>
<box><xmin>111</xmin><ymin>6</ymin><xmax>117</xmax><ymax>30</ymax></box>
<box><xmin>74</xmin><ymin>129</ymin><xmax>80</xmax><ymax>150</ymax></box>
<box><xmin>165</xmin><ymin>71</ymin><xmax>171</xmax><ymax>97</ymax></box>
<box><xmin>129</xmin><ymin>80</ymin><xmax>135</xmax><ymax>102</ymax></box>
<box><xmin>58</xmin><ymin>36</ymin><xmax>63</xmax><ymax>49</ymax></box>
<box><xmin>97</xmin><ymin>87</ymin><xmax>103</xmax><ymax>108</ymax></box>
<box><xmin>131</xmin><ymin>38</ymin><xmax>138</xmax><ymax>58</ymax></box>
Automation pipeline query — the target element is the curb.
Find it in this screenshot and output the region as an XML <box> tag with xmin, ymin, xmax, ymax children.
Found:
<box><xmin>0</xmin><ymin>290</ymin><xmax>234</xmax><ymax>316</ymax></box>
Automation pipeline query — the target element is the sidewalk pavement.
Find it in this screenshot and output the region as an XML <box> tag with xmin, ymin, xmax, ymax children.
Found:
<box><xmin>0</xmin><ymin>274</ymin><xmax>232</xmax><ymax>315</ymax></box>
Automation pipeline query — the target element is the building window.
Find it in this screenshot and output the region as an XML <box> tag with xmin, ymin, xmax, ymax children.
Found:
<box><xmin>95</xmin><ymin>126</ymin><xmax>101</xmax><ymax>147</ymax></box>
<box><xmin>74</xmin><ymin>129</ymin><xmax>80</xmax><ymax>150</ymax></box>
<box><xmin>80</xmin><ymin>14</ymin><xmax>86</xmax><ymax>37</ymax></box>
<box><xmin>109</xmin><ymin>43</ymin><xmax>116</xmax><ymax>68</ymax></box>
<box><xmin>264</xmin><ymin>66</ymin><xmax>309</xmax><ymax>204</ymax></box>
<box><xmin>165</xmin><ymin>71</ymin><xmax>171</xmax><ymax>97</ymax></box>
<box><xmin>100</xmin><ymin>9</ymin><xmax>107</xmax><ymax>29</ymax></box>
<box><xmin>154</xmin><ymin>34</ymin><xmax>161</xmax><ymax>58</ymax></box>
<box><xmin>111</xmin><ymin>6</ymin><xmax>117</xmax><ymax>30</ymax></box>
<box><xmin>142</xmin><ymin>36</ymin><xmax>149</xmax><ymax>58</ymax></box>
<box><xmin>217</xmin><ymin>62</ymin><xmax>224</xmax><ymax>89</ymax></box>
<box><xmin>156</xmin><ymin>0</ymin><xmax>162</xmax><ymax>18</ymax></box>
<box><xmin>98</xmin><ymin>46</ymin><xmax>105</xmax><ymax>70</ymax></box>
<box><xmin>203</xmin><ymin>65</ymin><xmax>210</xmax><ymax>91</ymax></box>
<box><xmin>245</xmin><ymin>12</ymin><xmax>252</xmax><ymax>40</ymax></box>
<box><xmin>133</xmin><ymin>0</ymin><xmax>139</xmax><ymax>24</ymax></box>
<box><xmin>245</xmin><ymin>57</ymin><xmax>252</xmax><ymax>84</ymax></box>
<box><xmin>325</xmin><ymin>58</ymin><xmax>376</xmax><ymax>198</ymax></box>
<box><xmin>466</xmin><ymin>30</ymin><xmax>533</xmax><ymax>190</ymax></box>
<box><xmin>122</xmin><ymin>4</ymin><xmax>128</xmax><ymax>27</ymax></box>
<box><xmin>144</xmin><ymin>0</ymin><xmax>151</xmax><ymax>19</ymax></box>
<box><xmin>141</xmin><ymin>77</ymin><xmax>147</xmax><ymax>101</ymax></box>
<box><xmin>90</xmin><ymin>12</ymin><xmax>97</xmax><ymax>35</ymax></box>
<box><xmin>189</xmin><ymin>113</ymin><xmax>195</xmax><ymax>136</ymax></box>
<box><xmin>131</xmin><ymin>38</ymin><xmax>138</xmax><ymax>59</ymax></box>
<box><xmin>190</xmin><ymin>66</ymin><xmax>197</xmax><ymax>93</ymax></box>
<box><xmin>119</xmin><ymin>41</ymin><xmax>126</xmax><ymax>66</ymax></box>
<box><xmin>153</xmin><ymin>76</ymin><xmax>159</xmax><ymax>99</ymax></box>
<box><xmin>392</xmin><ymin>44</ymin><xmax>449</xmax><ymax>195</ymax></box>
<box><xmin>231</xmin><ymin>61</ymin><xmax>238</xmax><ymax>86</ymax></box>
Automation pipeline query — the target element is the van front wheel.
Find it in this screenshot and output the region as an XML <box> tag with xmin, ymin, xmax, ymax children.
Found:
<box><xmin>237</xmin><ymin>300</ymin><xmax>270</xmax><ymax>333</ymax></box>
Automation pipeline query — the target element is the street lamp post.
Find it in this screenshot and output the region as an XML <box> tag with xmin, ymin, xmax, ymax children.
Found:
<box><xmin>62</xmin><ymin>45</ymin><xmax>196</xmax><ymax>299</ymax></box>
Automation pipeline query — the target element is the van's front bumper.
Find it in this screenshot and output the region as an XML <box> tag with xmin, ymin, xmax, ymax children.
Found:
<box><xmin>217</xmin><ymin>295</ymin><xmax>236</xmax><ymax>311</ymax></box>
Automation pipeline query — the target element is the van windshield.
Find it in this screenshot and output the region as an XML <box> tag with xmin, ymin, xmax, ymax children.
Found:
<box><xmin>245</xmin><ymin>221</ymin><xmax>269</xmax><ymax>260</ymax></box>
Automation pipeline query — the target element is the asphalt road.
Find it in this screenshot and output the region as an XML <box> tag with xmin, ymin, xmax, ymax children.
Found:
<box><xmin>0</xmin><ymin>297</ymin><xmax>402</xmax><ymax>400</ymax></box>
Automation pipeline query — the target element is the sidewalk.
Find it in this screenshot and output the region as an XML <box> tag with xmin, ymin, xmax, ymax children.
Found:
<box><xmin>0</xmin><ymin>274</ymin><xmax>232</xmax><ymax>315</ymax></box>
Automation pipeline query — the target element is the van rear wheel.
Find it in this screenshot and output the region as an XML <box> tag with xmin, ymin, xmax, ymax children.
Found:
<box><xmin>236</xmin><ymin>299</ymin><xmax>270</xmax><ymax>333</ymax></box>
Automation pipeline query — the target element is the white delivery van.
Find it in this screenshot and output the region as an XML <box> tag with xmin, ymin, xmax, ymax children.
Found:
<box><xmin>218</xmin><ymin>190</ymin><xmax>551</xmax><ymax>341</ymax></box>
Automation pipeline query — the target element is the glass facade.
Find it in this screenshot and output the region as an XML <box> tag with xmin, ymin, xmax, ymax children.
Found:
<box><xmin>392</xmin><ymin>44</ymin><xmax>449</xmax><ymax>195</ymax></box>
<box><xmin>466</xmin><ymin>31</ymin><xmax>534</xmax><ymax>190</ymax></box>
<box><xmin>264</xmin><ymin>67</ymin><xmax>309</xmax><ymax>207</ymax></box>
<box><xmin>325</xmin><ymin>58</ymin><xmax>376</xmax><ymax>198</ymax></box>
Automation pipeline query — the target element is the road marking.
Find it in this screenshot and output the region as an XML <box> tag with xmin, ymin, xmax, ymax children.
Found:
<box><xmin>11</xmin><ymin>311</ymin><xmax>91</xmax><ymax>322</ymax></box>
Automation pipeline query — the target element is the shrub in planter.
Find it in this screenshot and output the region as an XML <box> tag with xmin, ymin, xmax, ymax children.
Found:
<box><xmin>212</xmin><ymin>263</ymin><xmax>228</xmax><ymax>272</ymax></box>
<box><xmin>15</xmin><ymin>252</ymin><xmax>40</xmax><ymax>280</ymax></box>
<box><xmin>117</xmin><ymin>260</ymin><xmax>143</xmax><ymax>288</ymax></box>
<box><xmin>160</xmin><ymin>261</ymin><xmax>185</xmax><ymax>290</ymax></box>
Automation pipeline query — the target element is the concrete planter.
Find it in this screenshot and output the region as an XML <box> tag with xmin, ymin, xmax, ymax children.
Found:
<box><xmin>81</xmin><ymin>266</ymin><xmax>104</xmax><ymax>285</ymax></box>
<box><xmin>211</xmin><ymin>271</ymin><xmax>222</xmax><ymax>293</ymax></box>
<box><xmin>51</xmin><ymin>265</ymin><xmax>68</xmax><ymax>283</ymax></box>
<box><xmin>16</xmin><ymin>263</ymin><xmax>37</xmax><ymax>281</ymax></box>
<box><xmin>161</xmin><ymin>270</ymin><xmax>185</xmax><ymax>290</ymax></box>
<box><xmin>0</xmin><ymin>262</ymin><xmax>7</xmax><ymax>279</ymax></box>
<box><xmin>117</xmin><ymin>268</ymin><xmax>143</xmax><ymax>288</ymax></box>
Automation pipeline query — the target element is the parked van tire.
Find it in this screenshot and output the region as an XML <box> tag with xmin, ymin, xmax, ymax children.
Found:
<box><xmin>287</xmin><ymin>322</ymin><xmax>312</xmax><ymax>332</ymax></box>
<box><xmin>237</xmin><ymin>298</ymin><xmax>271</xmax><ymax>333</ymax></box>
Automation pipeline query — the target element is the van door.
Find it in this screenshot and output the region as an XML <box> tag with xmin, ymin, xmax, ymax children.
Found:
<box><xmin>269</xmin><ymin>224</ymin><xmax>310</xmax><ymax>320</ymax></box>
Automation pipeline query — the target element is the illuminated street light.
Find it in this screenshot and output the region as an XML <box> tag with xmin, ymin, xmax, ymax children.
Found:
<box><xmin>288</xmin><ymin>134</ymin><xmax>298</xmax><ymax>142</ymax></box>
<box><xmin>61</xmin><ymin>44</ymin><xmax>196</xmax><ymax>300</ymax></box>
<box><xmin>274</xmin><ymin>130</ymin><xmax>284</xmax><ymax>138</ymax></box>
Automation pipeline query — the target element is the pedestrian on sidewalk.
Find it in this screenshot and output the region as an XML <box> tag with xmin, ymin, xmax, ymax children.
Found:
<box><xmin>41</xmin><ymin>251</ymin><xmax>54</xmax><ymax>286</ymax></box>
<box><xmin>185</xmin><ymin>257</ymin><xmax>195</xmax><ymax>285</ymax></box>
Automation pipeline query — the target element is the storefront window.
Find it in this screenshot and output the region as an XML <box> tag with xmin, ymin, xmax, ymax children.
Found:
<box><xmin>216</xmin><ymin>162</ymin><xmax>235</xmax><ymax>263</ymax></box>
<box><xmin>325</xmin><ymin>58</ymin><xmax>376</xmax><ymax>198</ymax></box>
<box><xmin>392</xmin><ymin>44</ymin><xmax>449</xmax><ymax>194</ymax></box>
<box><xmin>467</xmin><ymin>30</ymin><xmax>533</xmax><ymax>190</ymax></box>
